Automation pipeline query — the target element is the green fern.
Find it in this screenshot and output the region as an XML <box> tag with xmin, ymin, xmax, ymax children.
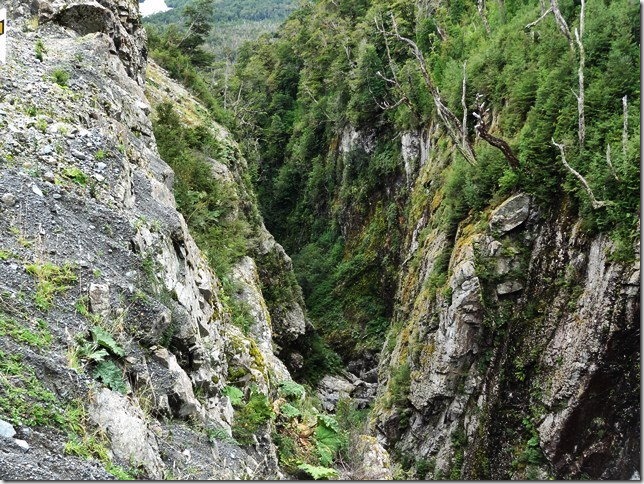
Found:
<box><xmin>90</xmin><ymin>327</ymin><xmax>124</xmax><ymax>357</ymax></box>
<box><xmin>278</xmin><ymin>380</ymin><xmax>306</xmax><ymax>400</ymax></box>
<box><xmin>297</xmin><ymin>463</ymin><xmax>338</xmax><ymax>480</ymax></box>
<box><xmin>314</xmin><ymin>414</ymin><xmax>346</xmax><ymax>466</ymax></box>
<box><xmin>280</xmin><ymin>402</ymin><xmax>301</xmax><ymax>419</ymax></box>
<box><xmin>222</xmin><ymin>385</ymin><xmax>243</xmax><ymax>406</ymax></box>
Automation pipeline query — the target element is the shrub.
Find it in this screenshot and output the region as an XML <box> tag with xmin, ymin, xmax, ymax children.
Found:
<box><xmin>35</xmin><ymin>39</ymin><xmax>46</xmax><ymax>61</ymax></box>
<box><xmin>51</xmin><ymin>68</ymin><xmax>70</xmax><ymax>87</ymax></box>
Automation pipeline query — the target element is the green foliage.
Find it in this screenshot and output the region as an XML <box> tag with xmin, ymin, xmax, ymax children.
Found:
<box><xmin>35</xmin><ymin>39</ymin><xmax>46</xmax><ymax>61</ymax></box>
<box><xmin>386</xmin><ymin>362</ymin><xmax>411</xmax><ymax>409</ymax></box>
<box><xmin>72</xmin><ymin>326</ymin><xmax>127</xmax><ymax>392</ymax></box>
<box><xmin>222</xmin><ymin>385</ymin><xmax>244</xmax><ymax>406</ymax></box>
<box><xmin>0</xmin><ymin>351</ymin><xmax>65</xmax><ymax>427</ymax></box>
<box><xmin>25</xmin><ymin>261</ymin><xmax>77</xmax><ymax>311</ymax></box>
<box><xmin>221</xmin><ymin>0</ymin><xmax>639</xmax><ymax>372</ymax></box>
<box><xmin>314</xmin><ymin>414</ymin><xmax>346</xmax><ymax>466</ymax></box>
<box><xmin>297</xmin><ymin>463</ymin><xmax>339</xmax><ymax>480</ymax></box>
<box><xmin>50</xmin><ymin>68</ymin><xmax>70</xmax><ymax>87</ymax></box>
<box><xmin>88</xmin><ymin>326</ymin><xmax>125</xmax><ymax>357</ymax></box>
<box><xmin>93</xmin><ymin>360</ymin><xmax>127</xmax><ymax>394</ymax></box>
<box><xmin>232</xmin><ymin>386</ymin><xmax>275</xmax><ymax>444</ymax></box>
<box><xmin>0</xmin><ymin>314</ymin><xmax>52</xmax><ymax>348</ymax></box>
<box><xmin>278</xmin><ymin>380</ymin><xmax>306</xmax><ymax>400</ymax></box>
<box><xmin>62</xmin><ymin>166</ymin><xmax>89</xmax><ymax>185</ymax></box>
<box><xmin>152</xmin><ymin>102</ymin><xmax>249</xmax><ymax>277</ymax></box>
<box><xmin>279</xmin><ymin>402</ymin><xmax>301</xmax><ymax>419</ymax></box>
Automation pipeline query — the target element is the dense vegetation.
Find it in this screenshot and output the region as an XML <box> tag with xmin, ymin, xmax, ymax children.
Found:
<box><xmin>145</xmin><ymin>0</ymin><xmax>296</xmax><ymax>118</ymax></box>
<box><xmin>225</xmin><ymin>0</ymin><xmax>639</xmax><ymax>362</ymax></box>
<box><xmin>147</xmin><ymin>0</ymin><xmax>638</xmax><ymax>368</ymax></box>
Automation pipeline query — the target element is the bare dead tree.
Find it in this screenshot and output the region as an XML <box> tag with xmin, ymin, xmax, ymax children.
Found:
<box><xmin>478</xmin><ymin>0</ymin><xmax>491</xmax><ymax>34</ymax></box>
<box><xmin>528</xmin><ymin>0</ymin><xmax>585</xmax><ymax>146</ymax></box>
<box><xmin>571</xmin><ymin>0</ymin><xmax>586</xmax><ymax>146</ymax></box>
<box><xmin>524</xmin><ymin>7</ymin><xmax>552</xmax><ymax>30</ymax></box>
<box><xmin>622</xmin><ymin>95</ymin><xmax>628</xmax><ymax>158</ymax></box>
<box><xmin>605</xmin><ymin>144</ymin><xmax>620</xmax><ymax>181</ymax></box>
<box><xmin>461</xmin><ymin>62</ymin><xmax>468</xmax><ymax>153</ymax></box>
<box><xmin>552</xmin><ymin>138</ymin><xmax>610</xmax><ymax>209</ymax></box>
<box><xmin>549</xmin><ymin>0</ymin><xmax>574</xmax><ymax>50</ymax></box>
<box><xmin>474</xmin><ymin>94</ymin><xmax>520</xmax><ymax>171</ymax></box>
<box><xmin>378</xmin><ymin>14</ymin><xmax>477</xmax><ymax>165</ymax></box>
<box><xmin>373</xmin><ymin>17</ymin><xmax>419</xmax><ymax>115</ymax></box>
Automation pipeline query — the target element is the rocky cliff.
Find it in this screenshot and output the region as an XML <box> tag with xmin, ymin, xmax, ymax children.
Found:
<box><xmin>0</xmin><ymin>0</ymin><xmax>306</xmax><ymax>478</ymax></box>
<box><xmin>369</xmin><ymin>128</ymin><xmax>640</xmax><ymax>479</ymax></box>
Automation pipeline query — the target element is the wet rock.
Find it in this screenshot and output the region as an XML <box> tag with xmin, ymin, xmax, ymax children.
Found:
<box><xmin>489</xmin><ymin>193</ymin><xmax>531</xmax><ymax>232</ymax></box>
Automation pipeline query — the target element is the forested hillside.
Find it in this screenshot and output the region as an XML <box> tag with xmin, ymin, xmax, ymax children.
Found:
<box><xmin>0</xmin><ymin>0</ymin><xmax>634</xmax><ymax>479</ymax></box>
<box><xmin>220</xmin><ymin>0</ymin><xmax>640</xmax><ymax>478</ymax></box>
<box><xmin>228</xmin><ymin>0</ymin><xmax>639</xmax><ymax>364</ymax></box>
<box><xmin>144</xmin><ymin>0</ymin><xmax>296</xmax><ymax>68</ymax></box>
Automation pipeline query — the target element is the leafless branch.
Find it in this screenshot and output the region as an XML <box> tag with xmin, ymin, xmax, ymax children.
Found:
<box><xmin>385</xmin><ymin>13</ymin><xmax>477</xmax><ymax>165</ymax></box>
<box><xmin>622</xmin><ymin>95</ymin><xmax>628</xmax><ymax>158</ymax></box>
<box><xmin>478</xmin><ymin>0</ymin><xmax>491</xmax><ymax>34</ymax></box>
<box><xmin>461</xmin><ymin>62</ymin><xmax>467</xmax><ymax>152</ymax></box>
<box><xmin>605</xmin><ymin>144</ymin><xmax>620</xmax><ymax>182</ymax></box>
<box><xmin>552</xmin><ymin>138</ymin><xmax>610</xmax><ymax>209</ymax></box>
<box><xmin>573</xmin><ymin>0</ymin><xmax>586</xmax><ymax>146</ymax></box>
<box><xmin>550</xmin><ymin>0</ymin><xmax>574</xmax><ymax>50</ymax></box>
<box><xmin>525</xmin><ymin>7</ymin><xmax>552</xmax><ymax>29</ymax></box>
<box><xmin>474</xmin><ymin>94</ymin><xmax>520</xmax><ymax>171</ymax></box>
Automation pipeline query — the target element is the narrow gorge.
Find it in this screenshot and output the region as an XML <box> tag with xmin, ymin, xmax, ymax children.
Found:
<box><xmin>0</xmin><ymin>0</ymin><xmax>639</xmax><ymax>480</ymax></box>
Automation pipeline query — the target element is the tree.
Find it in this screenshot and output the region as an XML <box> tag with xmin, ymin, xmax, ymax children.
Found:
<box><xmin>179</xmin><ymin>0</ymin><xmax>215</xmax><ymax>67</ymax></box>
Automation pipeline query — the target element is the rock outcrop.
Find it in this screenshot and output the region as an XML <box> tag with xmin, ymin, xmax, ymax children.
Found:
<box><xmin>370</xmin><ymin>128</ymin><xmax>640</xmax><ymax>479</ymax></box>
<box><xmin>0</xmin><ymin>0</ymin><xmax>300</xmax><ymax>479</ymax></box>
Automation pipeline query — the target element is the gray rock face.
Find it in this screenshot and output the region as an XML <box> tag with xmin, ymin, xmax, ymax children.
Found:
<box><xmin>0</xmin><ymin>5</ymin><xmax>294</xmax><ymax>480</ymax></box>
<box><xmin>372</xmin><ymin>188</ymin><xmax>639</xmax><ymax>479</ymax></box>
<box><xmin>31</xmin><ymin>0</ymin><xmax>148</xmax><ymax>85</ymax></box>
<box><xmin>489</xmin><ymin>193</ymin><xmax>532</xmax><ymax>232</ymax></box>
<box><xmin>348</xmin><ymin>435</ymin><xmax>393</xmax><ymax>480</ymax></box>
<box><xmin>89</xmin><ymin>389</ymin><xmax>165</xmax><ymax>479</ymax></box>
<box><xmin>230</xmin><ymin>256</ymin><xmax>292</xmax><ymax>383</ymax></box>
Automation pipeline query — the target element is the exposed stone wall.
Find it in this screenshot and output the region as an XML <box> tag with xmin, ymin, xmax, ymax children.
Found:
<box><xmin>0</xmin><ymin>2</ymin><xmax>297</xmax><ymax>479</ymax></box>
<box><xmin>370</xmin><ymin>132</ymin><xmax>640</xmax><ymax>479</ymax></box>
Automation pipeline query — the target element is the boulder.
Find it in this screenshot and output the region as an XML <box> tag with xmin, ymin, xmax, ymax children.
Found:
<box><xmin>89</xmin><ymin>388</ymin><xmax>164</xmax><ymax>478</ymax></box>
<box><xmin>351</xmin><ymin>435</ymin><xmax>393</xmax><ymax>480</ymax></box>
<box><xmin>0</xmin><ymin>419</ymin><xmax>16</xmax><ymax>438</ymax></box>
<box><xmin>88</xmin><ymin>283</ymin><xmax>110</xmax><ymax>316</ymax></box>
<box><xmin>489</xmin><ymin>193</ymin><xmax>531</xmax><ymax>232</ymax></box>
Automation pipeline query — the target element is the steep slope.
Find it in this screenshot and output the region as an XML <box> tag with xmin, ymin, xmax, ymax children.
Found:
<box><xmin>0</xmin><ymin>0</ymin><xmax>307</xmax><ymax>479</ymax></box>
<box><xmin>227</xmin><ymin>0</ymin><xmax>640</xmax><ymax>479</ymax></box>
